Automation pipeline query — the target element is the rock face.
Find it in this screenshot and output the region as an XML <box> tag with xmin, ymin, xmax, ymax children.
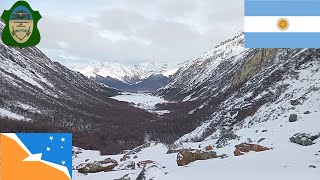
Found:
<box><xmin>176</xmin><ymin>150</ymin><xmax>218</xmax><ymax>166</ymax></box>
<box><xmin>120</xmin><ymin>154</ymin><xmax>130</xmax><ymax>162</ymax></box>
<box><xmin>232</xmin><ymin>48</ymin><xmax>277</xmax><ymax>87</ymax></box>
<box><xmin>137</xmin><ymin>160</ymin><xmax>155</xmax><ymax>168</ymax></box>
<box><xmin>205</xmin><ymin>145</ymin><xmax>214</xmax><ymax>151</ymax></box>
<box><xmin>234</xmin><ymin>143</ymin><xmax>271</xmax><ymax>156</ymax></box>
<box><xmin>289</xmin><ymin>114</ymin><xmax>298</xmax><ymax>122</ymax></box>
<box><xmin>289</xmin><ymin>133</ymin><xmax>320</xmax><ymax>146</ymax></box>
<box><xmin>77</xmin><ymin>158</ymin><xmax>118</xmax><ymax>174</ymax></box>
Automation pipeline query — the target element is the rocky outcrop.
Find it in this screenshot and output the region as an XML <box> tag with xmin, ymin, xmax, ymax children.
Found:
<box><xmin>177</xmin><ymin>150</ymin><xmax>218</xmax><ymax>166</ymax></box>
<box><xmin>114</xmin><ymin>174</ymin><xmax>131</xmax><ymax>180</ymax></box>
<box><xmin>77</xmin><ymin>158</ymin><xmax>118</xmax><ymax>174</ymax></box>
<box><xmin>289</xmin><ymin>114</ymin><xmax>298</xmax><ymax>122</ymax></box>
<box><xmin>116</xmin><ymin>161</ymin><xmax>135</xmax><ymax>170</ymax></box>
<box><xmin>232</xmin><ymin>48</ymin><xmax>277</xmax><ymax>87</ymax></box>
<box><xmin>216</xmin><ymin>132</ymin><xmax>240</xmax><ymax>148</ymax></box>
<box><xmin>120</xmin><ymin>154</ymin><xmax>131</xmax><ymax>162</ymax></box>
<box><xmin>234</xmin><ymin>143</ymin><xmax>271</xmax><ymax>156</ymax></box>
<box><xmin>137</xmin><ymin>160</ymin><xmax>155</xmax><ymax>168</ymax></box>
<box><xmin>205</xmin><ymin>145</ymin><xmax>214</xmax><ymax>151</ymax></box>
<box><xmin>289</xmin><ymin>133</ymin><xmax>320</xmax><ymax>146</ymax></box>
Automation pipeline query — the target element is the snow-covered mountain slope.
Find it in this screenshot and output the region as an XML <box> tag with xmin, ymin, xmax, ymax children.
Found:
<box><xmin>0</xmin><ymin>20</ymin><xmax>155</xmax><ymax>154</ymax></box>
<box><xmin>72</xmin><ymin>61</ymin><xmax>179</xmax><ymax>84</ymax></box>
<box><xmin>133</xmin><ymin>61</ymin><xmax>179</xmax><ymax>79</ymax></box>
<box><xmin>72</xmin><ymin>62</ymin><xmax>141</xmax><ymax>84</ymax></box>
<box><xmin>72</xmin><ymin>45</ymin><xmax>320</xmax><ymax>179</ymax></box>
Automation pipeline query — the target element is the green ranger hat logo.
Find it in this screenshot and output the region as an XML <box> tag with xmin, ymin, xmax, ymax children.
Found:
<box><xmin>1</xmin><ymin>1</ymin><xmax>41</xmax><ymax>48</ymax></box>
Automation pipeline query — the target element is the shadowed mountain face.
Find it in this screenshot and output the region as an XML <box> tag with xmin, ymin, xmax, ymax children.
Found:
<box><xmin>0</xmin><ymin>21</ymin><xmax>156</xmax><ymax>154</ymax></box>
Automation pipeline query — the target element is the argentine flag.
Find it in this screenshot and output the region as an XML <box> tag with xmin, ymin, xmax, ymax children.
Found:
<box><xmin>245</xmin><ymin>0</ymin><xmax>320</xmax><ymax>48</ymax></box>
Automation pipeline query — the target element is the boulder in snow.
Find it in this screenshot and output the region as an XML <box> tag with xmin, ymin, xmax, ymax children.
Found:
<box><xmin>289</xmin><ymin>133</ymin><xmax>320</xmax><ymax>146</ymax></box>
<box><xmin>205</xmin><ymin>145</ymin><xmax>214</xmax><ymax>151</ymax></box>
<box><xmin>234</xmin><ymin>143</ymin><xmax>271</xmax><ymax>156</ymax></box>
<box><xmin>289</xmin><ymin>114</ymin><xmax>298</xmax><ymax>122</ymax></box>
<box><xmin>77</xmin><ymin>158</ymin><xmax>118</xmax><ymax>174</ymax></box>
<box><xmin>177</xmin><ymin>150</ymin><xmax>218</xmax><ymax>166</ymax></box>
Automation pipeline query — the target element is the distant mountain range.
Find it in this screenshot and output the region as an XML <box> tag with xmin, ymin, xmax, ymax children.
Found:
<box><xmin>71</xmin><ymin>61</ymin><xmax>180</xmax><ymax>92</ymax></box>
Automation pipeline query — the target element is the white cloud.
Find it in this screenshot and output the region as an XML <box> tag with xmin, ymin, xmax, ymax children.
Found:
<box><xmin>26</xmin><ymin>0</ymin><xmax>244</xmax><ymax>65</ymax></box>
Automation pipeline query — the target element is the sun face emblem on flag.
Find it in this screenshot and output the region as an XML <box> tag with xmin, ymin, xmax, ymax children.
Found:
<box><xmin>0</xmin><ymin>133</ymin><xmax>72</xmax><ymax>180</ymax></box>
<box><xmin>277</xmin><ymin>18</ymin><xmax>289</xmax><ymax>31</ymax></box>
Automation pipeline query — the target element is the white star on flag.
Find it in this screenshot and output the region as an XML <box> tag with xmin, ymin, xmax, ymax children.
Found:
<box><xmin>46</xmin><ymin>147</ymin><xmax>51</xmax><ymax>151</ymax></box>
<box><xmin>61</xmin><ymin>138</ymin><xmax>65</xmax><ymax>142</ymax></box>
<box><xmin>62</xmin><ymin>160</ymin><xmax>66</xmax><ymax>165</ymax></box>
<box><xmin>49</xmin><ymin>136</ymin><xmax>54</xmax><ymax>140</ymax></box>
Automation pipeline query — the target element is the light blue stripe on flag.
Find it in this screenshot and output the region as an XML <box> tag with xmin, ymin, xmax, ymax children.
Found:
<box><xmin>245</xmin><ymin>1</ymin><xmax>320</xmax><ymax>16</ymax></box>
<box><xmin>245</xmin><ymin>32</ymin><xmax>320</xmax><ymax>48</ymax></box>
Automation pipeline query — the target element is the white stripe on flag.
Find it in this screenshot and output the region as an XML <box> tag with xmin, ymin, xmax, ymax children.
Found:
<box><xmin>244</xmin><ymin>16</ymin><xmax>320</xmax><ymax>32</ymax></box>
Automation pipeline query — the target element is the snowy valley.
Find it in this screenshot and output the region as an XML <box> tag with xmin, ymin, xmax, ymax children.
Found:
<box><xmin>71</xmin><ymin>33</ymin><xmax>320</xmax><ymax>180</ymax></box>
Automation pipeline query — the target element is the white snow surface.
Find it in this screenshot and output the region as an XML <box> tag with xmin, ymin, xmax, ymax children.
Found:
<box><xmin>111</xmin><ymin>93</ymin><xmax>170</xmax><ymax>115</ymax></box>
<box><xmin>0</xmin><ymin>108</ymin><xmax>26</xmax><ymax>120</ymax></box>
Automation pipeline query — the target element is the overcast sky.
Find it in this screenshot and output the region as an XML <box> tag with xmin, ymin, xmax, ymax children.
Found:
<box><xmin>1</xmin><ymin>0</ymin><xmax>243</xmax><ymax>66</ymax></box>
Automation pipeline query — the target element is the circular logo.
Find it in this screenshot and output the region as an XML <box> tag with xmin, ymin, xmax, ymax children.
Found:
<box><xmin>277</xmin><ymin>18</ymin><xmax>289</xmax><ymax>31</ymax></box>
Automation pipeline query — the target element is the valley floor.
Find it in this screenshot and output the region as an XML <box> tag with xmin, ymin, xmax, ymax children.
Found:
<box><xmin>110</xmin><ymin>92</ymin><xmax>170</xmax><ymax>115</ymax></box>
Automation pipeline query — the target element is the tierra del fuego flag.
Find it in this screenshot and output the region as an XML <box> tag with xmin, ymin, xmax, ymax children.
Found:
<box><xmin>245</xmin><ymin>0</ymin><xmax>320</xmax><ymax>48</ymax></box>
<box><xmin>0</xmin><ymin>133</ymin><xmax>72</xmax><ymax>180</ymax></box>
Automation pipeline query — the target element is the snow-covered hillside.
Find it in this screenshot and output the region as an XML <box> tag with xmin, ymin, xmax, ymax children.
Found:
<box><xmin>72</xmin><ymin>32</ymin><xmax>320</xmax><ymax>179</ymax></box>
<box><xmin>72</xmin><ymin>61</ymin><xmax>179</xmax><ymax>84</ymax></box>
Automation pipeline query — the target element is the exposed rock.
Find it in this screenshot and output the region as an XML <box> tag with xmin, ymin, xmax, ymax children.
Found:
<box><xmin>262</xmin><ymin>130</ymin><xmax>268</xmax><ymax>133</ymax></box>
<box><xmin>133</xmin><ymin>155</ymin><xmax>138</xmax><ymax>159</ymax></box>
<box><xmin>257</xmin><ymin>138</ymin><xmax>266</xmax><ymax>143</ymax></box>
<box><xmin>176</xmin><ymin>150</ymin><xmax>218</xmax><ymax>166</ymax></box>
<box><xmin>135</xmin><ymin>168</ymin><xmax>146</xmax><ymax>180</ymax></box>
<box><xmin>246</xmin><ymin>138</ymin><xmax>253</xmax><ymax>143</ymax></box>
<box><xmin>114</xmin><ymin>174</ymin><xmax>131</xmax><ymax>180</ymax></box>
<box><xmin>120</xmin><ymin>154</ymin><xmax>131</xmax><ymax>162</ymax></box>
<box><xmin>290</xmin><ymin>99</ymin><xmax>302</xmax><ymax>106</ymax></box>
<box><xmin>166</xmin><ymin>148</ymin><xmax>198</xmax><ymax>154</ymax></box>
<box><xmin>289</xmin><ymin>114</ymin><xmax>298</xmax><ymax>122</ymax></box>
<box><xmin>309</xmin><ymin>165</ymin><xmax>317</xmax><ymax>168</ymax></box>
<box><xmin>304</xmin><ymin>111</ymin><xmax>311</xmax><ymax>114</ymax></box>
<box><xmin>77</xmin><ymin>158</ymin><xmax>118</xmax><ymax>174</ymax></box>
<box><xmin>217</xmin><ymin>154</ymin><xmax>228</xmax><ymax>159</ymax></box>
<box><xmin>234</xmin><ymin>143</ymin><xmax>271</xmax><ymax>156</ymax></box>
<box><xmin>116</xmin><ymin>161</ymin><xmax>135</xmax><ymax>170</ymax></box>
<box><xmin>216</xmin><ymin>131</ymin><xmax>239</xmax><ymax>148</ymax></box>
<box><xmin>289</xmin><ymin>133</ymin><xmax>320</xmax><ymax>146</ymax></box>
<box><xmin>205</xmin><ymin>145</ymin><xmax>214</xmax><ymax>151</ymax></box>
<box><xmin>137</xmin><ymin>160</ymin><xmax>155</xmax><ymax>168</ymax></box>
<box><xmin>232</xmin><ymin>48</ymin><xmax>277</xmax><ymax>86</ymax></box>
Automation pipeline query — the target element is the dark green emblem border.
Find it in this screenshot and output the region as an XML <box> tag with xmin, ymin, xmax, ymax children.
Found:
<box><xmin>1</xmin><ymin>1</ymin><xmax>42</xmax><ymax>48</ymax></box>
